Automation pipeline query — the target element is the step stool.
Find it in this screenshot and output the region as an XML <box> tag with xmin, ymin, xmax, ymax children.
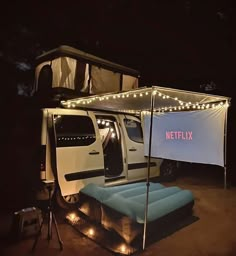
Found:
<box><xmin>11</xmin><ymin>207</ymin><xmax>42</xmax><ymax>240</ymax></box>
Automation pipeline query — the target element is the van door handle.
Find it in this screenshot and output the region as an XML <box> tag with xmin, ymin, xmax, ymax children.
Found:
<box><xmin>89</xmin><ymin>150</ymin><xmax>100</xmax><ymax>155</ymax></box>
<box><xmin>129</xmin><ymin>148</ymin><xmax>137</xmax><ymax>152</ymax></box>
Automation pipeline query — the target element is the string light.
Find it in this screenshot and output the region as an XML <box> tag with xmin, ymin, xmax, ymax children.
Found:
<box><xmin>61</xmin><ymin>88</ymin><xmax>229</xmax><ymax>113</ymax></box>
<box><xmin>88</xmin><ymin>228</ymin><xmax>95</xmax><ymax>236</ymax></box>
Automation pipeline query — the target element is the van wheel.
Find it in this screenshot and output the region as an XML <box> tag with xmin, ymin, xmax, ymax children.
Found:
<box><xmin>56</xmin><ymin>190</ymin><xmax>79</xmax><ymax>209</ymax></box>
<box><xmin>160</xmin><ymin>160</ymin><xmax>177</xmax><ymax>182</ymax></box>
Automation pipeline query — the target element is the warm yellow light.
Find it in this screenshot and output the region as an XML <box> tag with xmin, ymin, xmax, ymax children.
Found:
<box><xmin>66</xmin><ymin>212</ymin><xmax>79</xmax><ymax>224</ymax></box>
<box><xmin>120</xmin><ymin>244</ymin><xmax>127</xmax><ymax>253</ymax></box>
<box><xmin>70</xmin><ymin>213</ymin><xmax>76</xmax><ymax>220</ymax></box>
<box><xmin>88</xmin><ymin>228</ymin><xmax>95</xmax><ymax>236</ymax></box>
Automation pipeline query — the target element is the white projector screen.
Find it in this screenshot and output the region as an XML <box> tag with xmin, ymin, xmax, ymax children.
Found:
<box><xmin>144</xmin><ymin>107</ymin><xmax>227</xmax><ymax>167</ymax></box>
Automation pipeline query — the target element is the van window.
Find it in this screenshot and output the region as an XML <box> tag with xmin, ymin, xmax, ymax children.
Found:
<box><xmin>124</xmin><ymin>118</ymin><xmax>143</xmax><ymax>143</ymax></box>
<box><xmin>54</xmin><ymin>115</ymin><xmax>96</xmax><ymax>147</ymax></box>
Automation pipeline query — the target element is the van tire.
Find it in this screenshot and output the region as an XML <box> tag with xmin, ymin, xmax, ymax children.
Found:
<box><xmin>160</xmin><ymin>160</ymin><xmax>177</xmax><ymax>182</ymax></box>
<box><xmin>56</xmin><ymin>190</ymin><xmax>79</xmax><ymax>209</ymax></box>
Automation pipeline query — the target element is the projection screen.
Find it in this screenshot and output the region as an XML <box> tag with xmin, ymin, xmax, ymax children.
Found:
<box><xmin>144</xmin><ymin>107</ymin><xmax>227</xmax><ymax>167</ymax></box>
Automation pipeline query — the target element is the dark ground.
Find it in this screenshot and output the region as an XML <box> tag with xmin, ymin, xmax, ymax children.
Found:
<box><xmin>1</xmin><ymin>164</ymin><xmax>236</xmax><ymax>256</ymax></box>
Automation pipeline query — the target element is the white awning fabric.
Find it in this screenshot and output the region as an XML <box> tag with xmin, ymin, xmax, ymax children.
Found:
<box><xmin>61</xmin><ymin>86</ymin><xmax>230</xmax><ymax>115</ymax></box>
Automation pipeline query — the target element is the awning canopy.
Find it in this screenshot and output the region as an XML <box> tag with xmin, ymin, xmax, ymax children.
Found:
<box><xmin>61</xmin><ymin>86</ymin><xmax>230</xmax><ymax>113</ymax></box>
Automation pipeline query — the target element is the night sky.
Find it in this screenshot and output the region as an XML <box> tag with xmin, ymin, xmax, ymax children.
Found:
<box><xmin>0</xmin><ymin>0</ymin><xmax>234</xmax><ymax>94</ymax></box>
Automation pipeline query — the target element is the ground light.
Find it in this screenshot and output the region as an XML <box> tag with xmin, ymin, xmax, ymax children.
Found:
<box><xmin>66</xmin><ymin>212</ymin><xmax>80</xmax><ymax>224</ymax></box>
<box><xmin>65</xmin><ymin>211</ymin><xmax>137</xmax><ymax>255</ymax></box>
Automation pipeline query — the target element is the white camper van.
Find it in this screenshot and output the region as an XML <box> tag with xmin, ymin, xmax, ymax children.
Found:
<box><xmin>39</xmin><ymin>107</ymin><xmax>163</xmax><ymax>208</ymax></box>
<box><xmin>34</xmin><ymin>46</ymin><xmax>178</xmax><ymax>208</ymax></box>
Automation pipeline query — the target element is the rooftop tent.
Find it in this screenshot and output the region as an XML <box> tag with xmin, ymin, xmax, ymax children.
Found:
<box><xmin>60</xmin><ymin>85</ymin><xmax>230</xmax><ymax>250</ymax></box>
<box><xmin>34</xmin><ymin>45</ymin><xmax>140</xmax><ymax>96</ymax></box>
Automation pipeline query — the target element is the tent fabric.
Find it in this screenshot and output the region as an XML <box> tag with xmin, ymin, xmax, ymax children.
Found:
<box><xmin>35</xmin><ymin>57</ymin><xmax>139</xmax><ymax>94</ymax></box>
<box><xmin>143</xmin><ymin>107</ymin><xmax>227</xmax><ymax>167</ymax></box>
<box><xmin>35</xmin><ymin>45</ymin><xmax>140</xmax><ymax>77</ymax></box>
<box><xmin>90</xmin><ymin>66</ymin><xmax>121</xmax><ymax>94</ymax></box>
<box><xmin>34</xmin><ymin>45</ymin><xmax>140</xmax><ymax>95</ymax></box>
<box><xmin>35</xmin><ymin>57</ymin><xmax>77</xmax><ymax>91</ymax></box>
<box><xmin>122</xmin><ymin>75</ymin><xmax>139</xmax><ymax>91</ymax></box>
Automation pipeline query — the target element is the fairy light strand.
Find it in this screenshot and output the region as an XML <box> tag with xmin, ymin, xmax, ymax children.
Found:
<box><xmin>61</xmin><ymin>89</ymin><xmax>229</xmax><ymax>113</ymax></box>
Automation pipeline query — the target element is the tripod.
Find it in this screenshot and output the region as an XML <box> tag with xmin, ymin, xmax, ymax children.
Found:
<box><xmin>32</xmin><ymin>181</ymin><xmax>63</xmax><ymax>251</ymax></box>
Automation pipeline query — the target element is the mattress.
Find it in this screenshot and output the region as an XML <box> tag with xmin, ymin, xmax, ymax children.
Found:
<box><xmin>77</xmin><ymin>182</ymin><xmax>194</xmax><ymax>245</ymax></box>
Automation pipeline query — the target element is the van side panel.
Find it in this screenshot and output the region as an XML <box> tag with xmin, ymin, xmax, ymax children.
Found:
<box><xmin>52</xmin><ymin>110</ymin><xmax>104</xmax><ymax>196</ymax></box>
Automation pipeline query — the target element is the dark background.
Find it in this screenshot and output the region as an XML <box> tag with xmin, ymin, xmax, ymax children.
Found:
<box><xmin>0</xmin><ymin>0</ymin><xmax>235</xmax><ymax>209</ymax></box>
<box><xmin>0</xmin><ymin>0</ymin><xmax>234</xmax><ymax>92</ymax></box>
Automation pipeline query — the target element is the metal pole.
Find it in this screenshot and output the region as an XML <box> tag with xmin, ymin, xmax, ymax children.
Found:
<box><xmin>142</xmin><ymin>90</ymin><xmax>155</xmax><ymax>250</ymax></box>
<box><xmin>224</xmin><ymin>101</ymin><xmax>229</xmax><ymax>189</ymax></box>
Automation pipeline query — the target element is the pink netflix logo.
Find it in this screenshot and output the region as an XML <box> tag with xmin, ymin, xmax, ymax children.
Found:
<box><xmin>166</xmin><ymin>131</ymin><xmax>193</xmax><ymax>140</ymax></box>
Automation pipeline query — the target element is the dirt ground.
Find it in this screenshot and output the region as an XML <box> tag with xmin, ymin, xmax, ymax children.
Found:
<box><xmin>1</xmin><ymin>164</ymin><xmax>236</xmax><ymax>256</ymax></box>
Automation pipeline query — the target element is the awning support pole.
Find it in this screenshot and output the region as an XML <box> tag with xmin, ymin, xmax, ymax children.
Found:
<box><xmin>224</xmin><ymin>102</ymin><xmax>229</xmax><ymax>189</ymax></box>
<box><xmin>142</xmin><ymin>90</ymin><xmax>155</xmax><ymax>250</ymax></box>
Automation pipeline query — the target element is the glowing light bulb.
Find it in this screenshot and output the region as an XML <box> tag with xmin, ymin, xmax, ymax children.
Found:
<box><xmin>88</xmin><ymin>228</ymin><xmax>94</xmax><ymax>236</ymax></box>
<box><xmin>120</xmin><ymin>244</ymin><xmax>126</xmax><ymax>253</ymax></box>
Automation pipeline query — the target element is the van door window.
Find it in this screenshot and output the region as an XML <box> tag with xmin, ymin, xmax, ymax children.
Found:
<box><xmin>96</xmin><ymin>116</ymin><xmax>123</xmax><ymax>178</ymax></box>
<box><xmin>54</xmin><ymin>115</ymin><xmax>96</xmax><ymax>147</ymax></box>
<box><xmin>124</xmin><ymin>118</ymin><xmax>143</xmax><ymax>143</ymax></box>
